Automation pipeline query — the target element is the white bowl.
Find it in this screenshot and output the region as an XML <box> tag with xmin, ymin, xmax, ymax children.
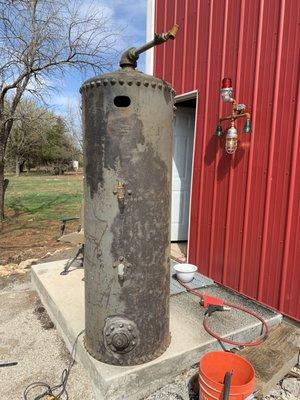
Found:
<box><xmin>173</xmin><ymin>263</ymin><xmax>197</xmax><ymax>283</ymax></box>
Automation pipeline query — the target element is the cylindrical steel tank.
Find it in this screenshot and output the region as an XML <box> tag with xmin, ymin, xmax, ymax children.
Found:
<box><xmin>81</xmin><ymin>66</ymin><xmax>175</xmax><ymax>365</ymax></box>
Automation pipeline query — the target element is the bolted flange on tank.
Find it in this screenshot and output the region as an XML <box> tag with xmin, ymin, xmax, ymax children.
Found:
<box><xmin>80</xmin><ymin>26</ymin><xmax>179</xmax><ymax>366</ymax></box>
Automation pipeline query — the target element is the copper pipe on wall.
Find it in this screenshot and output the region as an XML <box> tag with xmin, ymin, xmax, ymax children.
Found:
<box><xmin>218</xmin><ymin>112</ymin><xmax>251</xmax><ymax>124</ymax></box>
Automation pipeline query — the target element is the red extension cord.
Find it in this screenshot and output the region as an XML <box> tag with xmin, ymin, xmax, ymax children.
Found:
<box><xmin>177</xmin><ymin>280</ymin><xmax>269</xmax><ymax>347</ymax></box>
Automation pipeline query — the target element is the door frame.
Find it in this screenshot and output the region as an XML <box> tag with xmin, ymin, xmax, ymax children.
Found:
<box><xmin>174</xmin><ymin>90</ymin><xmax>198</xmax><ymax>261</ymax></box>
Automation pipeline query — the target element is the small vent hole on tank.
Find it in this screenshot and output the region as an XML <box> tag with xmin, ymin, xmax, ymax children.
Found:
<box><xmin>114</xmin><ymin>96</ymin><xmax>131</xmax><ymax>107</ymax></box>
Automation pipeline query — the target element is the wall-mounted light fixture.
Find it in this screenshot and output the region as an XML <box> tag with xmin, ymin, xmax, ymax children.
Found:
<box><xmin>215</xmin><ymin>78</ymin><xmax>251</xmax><ymax>154</ymax></box>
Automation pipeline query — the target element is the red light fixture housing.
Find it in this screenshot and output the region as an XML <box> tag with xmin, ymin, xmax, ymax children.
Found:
<box><xmin>221</xmin><ymin>77</ymin><xmax>232</xmax><ymax>88</ymax></box>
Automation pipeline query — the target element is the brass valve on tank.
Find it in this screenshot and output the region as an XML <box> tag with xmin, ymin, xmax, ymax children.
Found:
<box><xmin>113</xmin><ymin>181</ymin><xmax>126</xmax><ymax>212</ymax></box>
<box><xmin>214</xmin><ymin>78</ymin><xmax>252</xmax><ymax>154</ymax></box>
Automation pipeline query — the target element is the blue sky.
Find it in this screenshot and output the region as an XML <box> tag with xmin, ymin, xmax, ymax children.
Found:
<box><xmin>50</xmin><ymin>0</ymin><xmax>147</xmax><ymax>116</ymax></box>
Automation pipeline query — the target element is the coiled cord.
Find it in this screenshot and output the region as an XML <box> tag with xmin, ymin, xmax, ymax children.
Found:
<box><xmin>23</xmin><ymin>329</ymin><xmax>85</xmax><ymax>400</ymax></box>
<box><xmin>178</xmin><ymin>280</ymin><xmax>269</xmax><ymax>347</ymax></box>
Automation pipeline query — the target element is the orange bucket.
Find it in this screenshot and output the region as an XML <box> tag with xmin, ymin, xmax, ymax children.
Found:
<box><xmin>199</xmin><ymin>351</ymin><xmax>255</xmax><ymax>400</ymax></box>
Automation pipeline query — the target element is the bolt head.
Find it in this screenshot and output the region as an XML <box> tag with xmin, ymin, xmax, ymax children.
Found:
<box><xmin>112</xmin><ymin>332</ymin><xmax>129</xmax><ymax>351</ymax></box>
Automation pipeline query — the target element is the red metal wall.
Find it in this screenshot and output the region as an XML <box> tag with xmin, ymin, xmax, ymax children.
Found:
<box><xmin>154</xmin><ymin>0</ymin><xmax>300</xmax><ymax>321</ymax></box>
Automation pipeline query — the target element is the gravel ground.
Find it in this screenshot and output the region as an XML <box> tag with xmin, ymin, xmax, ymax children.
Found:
<box><xmin>263</xmin><ymin>369</ymin><xmax>300</xmax><ymax>400</ymax></box>
<box><xmin>0</xmin><ymin>267</ymin><xmax>299</xmax><ymax>400</ymax></box>
<box><xmin>145</xmin><ymin>368</ymin><xmax>198</xmax><ymax>400</ymax></box>
<box><xmin>0</xmin><ymin>267</ymin><xmax>198</xmax><ymax>400</ymax></box>
<box><xmin>0</xmin><ymin>272</ymin><xmax>95</xmax><ymax>400</ymax></box>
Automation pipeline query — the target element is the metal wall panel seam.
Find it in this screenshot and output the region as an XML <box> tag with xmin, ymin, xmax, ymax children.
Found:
<box><xmin>208</xmin><ymin>0</ymin><xmax>229</xmax><ymax>277</ymax></box>
<box><xmin>223</xmin><ymin>0</ymin><xmax>245</xmax><ymax>286</ymax></box>
<box><xmin>239</xmin><ymin>0</ymin><xmax>265</xmax><ymax>293</ymax></box>
<box><xmin>162</xmin><ymin>0</ymin><xmax>168</xmax><ymax>78</ymax></box>
<box><xmin>195</xmin><ymin>0</ymin><xmax>214</xmax><ymax>264</ymax></box>
<box><xmin>189</xmin><ymin>0</ymin><xmax>211</xmax><ymax>264</ymax></box>
<box><xmin>268</xmin><ymin>0</ymin><xmax>300</xmax><ymax>313</ymax></box>
<box><xmin>153</xmin><ymin>0</ymin><xmax>165</xmax><ymax>77</ymax></box>
<box><xmin>171</xmin><ymin>0</ymin><xmax>178</xmax><ymax>85</ymax></box>
<box><xmin>184</xmin><ymin>0</ymin><xmax>199</xmax><ymax>93</ymax></box>
<box><xmin>181</xmin><ymin>0</ymin><xmax>189</xmax><ymax>92</ymax></box>
<box><xmin>164</xmin><ymin>1</ymin><xmax>175</xmax><ymax>83</ymax></box>
<box><xmin>264</xmin><ymin>3</ymin><xmax>299</xmax><ymax>308</ymax></box>
<box><xmin>225</xmin><ymin>0</ymin><xmax>256</xmax><ymax>289</ymax></box>
<box><xmin>192</xmin><ymin>0</ymin><xmax>201</xmax><ymax>89</ymax></box>
<box><xmin>187</xmin><ymin>91</ymin><xmax>199</xmax><ymax>262</ymax></box>
<box><xmin>187</xmin><ymin>0</ymin><xmax>201</xmax><ymax>262</ymax></box>
<box><xmin>279</xmin><ymin>77</ymin><xmax>300</xmax><ymax>311</ymax></box>
<box><xmin>257</xmin><ymin>0</ymin><xmax>286</xmax><ymax>301</ymax></box>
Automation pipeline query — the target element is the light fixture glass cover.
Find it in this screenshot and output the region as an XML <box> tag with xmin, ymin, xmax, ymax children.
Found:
<box><xmin>225</xmin><ymin>126</ymin><xmax>238</xmax><ymax>154</ymax></box>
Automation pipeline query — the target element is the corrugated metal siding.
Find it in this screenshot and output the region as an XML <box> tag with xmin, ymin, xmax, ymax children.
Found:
<box><xmin>154</xmin><ymin>0</ymin><xmax>300</xmax><ymax>320</ymax></box>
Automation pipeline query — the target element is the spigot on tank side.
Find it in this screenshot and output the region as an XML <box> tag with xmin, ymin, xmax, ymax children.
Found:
<box><xmin>120</xmin><ymin>24</ymin><xmax>179</xmax><ymax>69</ymax></box>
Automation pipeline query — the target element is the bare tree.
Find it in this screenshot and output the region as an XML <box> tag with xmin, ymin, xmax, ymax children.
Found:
<box><xmin>0</xmin><ymin>0</ymin><xmax>118</xmax><ymax>221</ymax></box>
<box><xmin>66</xmin><ymin>100</ymin><xmax>83</xmax><ymax>153</ymax></box>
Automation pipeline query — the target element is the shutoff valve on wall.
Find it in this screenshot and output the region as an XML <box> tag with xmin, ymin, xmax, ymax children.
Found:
<box><xmin>215</xmin><ymin>78</ymin><xmax>251</xmax><ymax>154</ymax></box>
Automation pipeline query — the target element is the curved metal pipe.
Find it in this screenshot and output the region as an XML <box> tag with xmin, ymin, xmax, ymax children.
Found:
<box><xmin>120</xmin><ymin>24</ymin><xmax>179</xmax><ymax>69</ymax></box>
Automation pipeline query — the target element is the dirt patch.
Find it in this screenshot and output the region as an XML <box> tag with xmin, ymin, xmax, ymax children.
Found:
<box><xmin>0</xmin><ymin>269</ymin><xmax>30</xmax><ymax>291</ymax></box>
<box><xmin>0</xmin><ymin>245</ymin><xmax>77</xmax><ymax>292</ymax></box>
<box><xmin>0</xmin><ymin>217</ymin><xmax>78</xmax><ymax>265</ymax></box>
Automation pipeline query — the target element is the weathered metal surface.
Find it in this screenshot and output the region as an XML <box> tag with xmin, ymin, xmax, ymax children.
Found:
<box><xmin>154</xmin><ymin>0</ymin><xmax>300</xmax><ymax>321</ymax></box>
<box><xmin>81</xmin><ymin>68</ymin><xmax>175</xmax><ymax>365</ymax></box>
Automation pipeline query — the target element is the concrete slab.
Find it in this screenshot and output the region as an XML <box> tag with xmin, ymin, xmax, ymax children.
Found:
<box><xmin>32</xmin><ymin>260</ymin><xmax>282</xmax><ymax>400</ymax></box>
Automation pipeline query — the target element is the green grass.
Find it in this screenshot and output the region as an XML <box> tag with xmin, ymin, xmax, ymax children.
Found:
<box><xmin>5</xmin><ymin>174</ymin><xmax>83</xmax><ymax>221</ymax></box>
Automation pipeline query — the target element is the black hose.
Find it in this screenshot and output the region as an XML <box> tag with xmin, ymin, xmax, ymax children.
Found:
<box><xmin>23</xmin><ymin>329</ymin><xmax>84</xmax><ymax>400</ymax></box>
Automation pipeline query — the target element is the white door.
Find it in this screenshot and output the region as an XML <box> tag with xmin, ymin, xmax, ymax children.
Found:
<box><xmin>171</xmin><ymin>106</ymin><xmax>195</xmax><ymax>241</ymax></box>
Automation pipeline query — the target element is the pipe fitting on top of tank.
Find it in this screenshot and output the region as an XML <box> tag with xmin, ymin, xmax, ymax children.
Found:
<box><xmin>120</xmin><ymin>24</ymin><xmax>179</xmax><ymax>69</ymax></box>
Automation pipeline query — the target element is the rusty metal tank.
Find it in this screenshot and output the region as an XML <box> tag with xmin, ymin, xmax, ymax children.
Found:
<box><xmin>81</xmin><ymin>26</ymin><xmax>178</xmax><ymax>366</ymax></box>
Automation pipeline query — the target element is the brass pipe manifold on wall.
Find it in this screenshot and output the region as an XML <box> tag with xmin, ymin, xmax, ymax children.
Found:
<box><xmin>215</xmin><ymin>78</ymin><xmax>252</xmax><ymax>154</ymax></box>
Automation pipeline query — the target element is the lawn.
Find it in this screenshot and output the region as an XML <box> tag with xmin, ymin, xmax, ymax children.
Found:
<box><xmin>1</xmin><ymin>173</ymin><xmax>83</xmax><ymax>264</ymax></box>
<box><xmin>6</xmin><ymin>174</ymin><xmax>83</xmax><ymax>220</ymax></box>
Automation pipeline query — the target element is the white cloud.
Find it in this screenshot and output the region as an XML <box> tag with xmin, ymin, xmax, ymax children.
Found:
<box><xmin>47</xmin><ymin>92</ymin><xmax>80</xmax><ymax>117</ymax></box>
